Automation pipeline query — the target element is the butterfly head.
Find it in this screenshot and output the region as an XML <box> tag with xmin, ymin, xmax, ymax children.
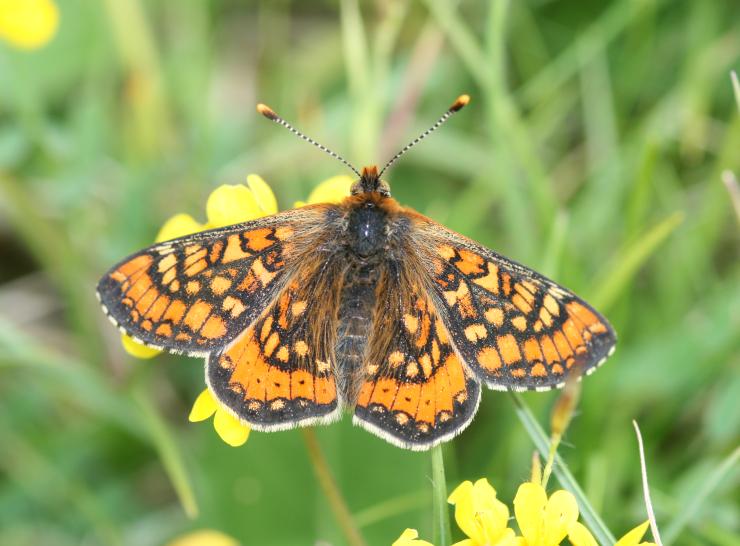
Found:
<box><xmin>351</xmin><ymin>165</ymin><xmax>391</xmax><ymax>196</ymax></box>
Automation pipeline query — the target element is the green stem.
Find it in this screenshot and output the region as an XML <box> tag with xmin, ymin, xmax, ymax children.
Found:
<box><xmin>431</xmin><ymin>445</ymin><xmax>452</xmax><ymax>546</ymax></box>
<box><xmin>301</xmin><ymin>428</ymin><xmax>367</xmax><ymax>546</ymax></box>
<box><xmin>132</xmin><ymin>386</ymin><xmax>199</xmax><ymax>519</ymax></box>
<box><xmin>541</xmin><ymin>432</ymin><xmax>562</xmax><ymax>489</ymax></box>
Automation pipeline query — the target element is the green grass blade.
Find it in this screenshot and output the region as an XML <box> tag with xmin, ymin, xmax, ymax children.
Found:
<box><xmin>354</xmin><ymin>490</ymin><xmax>428</xmax><ymax>529</ymax></box>
<box><xmin>662</xmin><ymin>447</ymin><xmax>740</xmax><ymax>543</ymax></box>
<box><xmin>590</xmin><ymin>211</ymin><xmax>685</xmax><ymax>311</ymax></box>
<box><xmin>132</xmin><ymin>386</ymin><xmax>199</xmax><ymax>519</ymax></box>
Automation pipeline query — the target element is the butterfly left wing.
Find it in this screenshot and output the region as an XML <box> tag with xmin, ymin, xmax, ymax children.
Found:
<box><xmin>97</xmin><ymin>206</ymin><xmax>332</xmax><ymax>356</ymax></box>
<box><xmin>352</xmin><ymin>276</ymin><xmax>480</xmax><ymax>450</ymax></box>
<box><xmin>206</xmin><ymin>261</ymin><xmax>344</xmax><ymax>430</ymax></box>
<box><xmin>410</xmin><ymin>215</ymin><xmax>616</xmax><ymax>392</ymax></box>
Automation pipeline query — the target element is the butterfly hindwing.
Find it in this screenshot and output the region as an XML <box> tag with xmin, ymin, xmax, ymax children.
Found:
<box><xmin>97</xmin><ymin>207</ymin><xmax>330</xmax><ymax>356</ymax></box>
<box><xmin>412</xmin><ymin>217</ymin><xmax>616</xmax><ymax>391</ymax></box>
<box><xmin>206</xmin><ymin>258</ymin><xmax>344</xmax><ymax>430</ymax></box>
<box><xmin>353</xmin><ymin>275</ymin><xmax>480</xmax><ymax>450</ymax></box>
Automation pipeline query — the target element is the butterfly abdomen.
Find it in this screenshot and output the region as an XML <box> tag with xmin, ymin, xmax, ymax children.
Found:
<box><xmin>335</xmin><ymin>262</ymin><xmax>380</xmax><ymax>403</ymax></box>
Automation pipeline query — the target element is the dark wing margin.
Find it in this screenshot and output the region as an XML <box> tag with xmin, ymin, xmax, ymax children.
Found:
<box><xmin>352</xmin><ymin>268</ymin><xmax>480</xmax><ymax>451</ymax></box>
<box><xmin>96</xmin><ymin>206</ymin><xmax>332</xmax><ymax>356</ymax></box>
<box><xmin>411</xmin><ymin>216</ymin><xmax>616</xmax><ymax>392</ymax></box>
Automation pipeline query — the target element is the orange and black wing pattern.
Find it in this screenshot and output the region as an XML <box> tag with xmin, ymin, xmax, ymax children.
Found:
<box><xmin>413</xmin><ymin>218</ymin><xmax>616</xmax><ymax>391</ymax></box>
<box><xmin>207</xmin><ymin>265</ymin><xmax>344</xmax><ymax>430</ymax></box>
<box><xmin>96</xmin><ymin>207</ymin><xmax>328</xmax><ymax>356</ymax></box>
<box><xmin>353</xmin><ymin>284</ymin><xmax>480</xmax><ymax>450</ymax></box>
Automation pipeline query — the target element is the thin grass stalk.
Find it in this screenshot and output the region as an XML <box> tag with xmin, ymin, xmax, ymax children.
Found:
<box><xmin>662</xmin><ymin>446</ymin><xmax>740</xmax><ymax>543</ymax></box>
<box><xmin>431</xmin><ymin>445</ymin><xmax>452</xmax><ymax>546</ymax></box>
<box><xmin>132</xmin><ymin>386</ymin><xmax>199</xmax><ymax>519</ymax></box>
<box><xmin>301</xmin><ymin>428</ymin><xmax>367</xmax><ymax>546</ymax></box>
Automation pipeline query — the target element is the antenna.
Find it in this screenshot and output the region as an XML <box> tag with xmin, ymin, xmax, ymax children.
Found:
<box><xmin>378</xmin><ymin>94</ymin><xmax>470</xmax><ymax>177</ymax></box>
<box><xmin>256</xmin><ymin>103</ymin><xmax>361</xmax><ymax>178</ymax></box>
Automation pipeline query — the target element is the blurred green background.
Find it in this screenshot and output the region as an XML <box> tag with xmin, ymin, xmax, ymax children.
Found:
<box><xmin>0</xmin><ymin>1</ymin><xmax>738</xmax><ymax>545</ymax></box>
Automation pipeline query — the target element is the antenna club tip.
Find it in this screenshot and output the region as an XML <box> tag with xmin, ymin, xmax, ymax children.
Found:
<box><xmin>450</xmin><ymin>94</ymin><xmax>471</xmax><ymax>112</ymax></box>
<box><xmin>256</xmin><ymin>103</ymin><xmax>278</xmax><ymax>120</ymax></box>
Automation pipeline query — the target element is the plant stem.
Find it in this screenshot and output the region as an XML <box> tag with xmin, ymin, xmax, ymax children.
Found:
<box><xmin>431</xmin><ymin>445</ymin><xmax>452</xmax><ymax>546</ymax></box>
<box><xmin>301</xmin><ymin>428</ymin><xmax>367</xmax><ymax>546</ymax></box>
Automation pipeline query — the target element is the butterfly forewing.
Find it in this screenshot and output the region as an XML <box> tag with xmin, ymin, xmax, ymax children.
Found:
<box><xmin>97</xmin><ymin>206</ymin><xmax>331</xmax><ymax>356</ymax></box>
<box><xmin>411</xmin><ymin>216</ymin><xmax>616</xmax><ymax>391</ymax></box>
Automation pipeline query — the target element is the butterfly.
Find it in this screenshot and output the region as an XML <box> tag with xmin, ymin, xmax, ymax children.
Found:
<box><xmin>97</xmin><ymin>95</ymin><xmax>616</xmax><ymax>450</ymax></box>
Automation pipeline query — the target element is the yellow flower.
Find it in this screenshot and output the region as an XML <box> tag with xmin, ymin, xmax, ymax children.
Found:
<box><xmin>0</xmin><ymin>0</ymin><xmax>59</xmax><ymax>50</ymax></box>
<box><xmin>295</xmin><ymin>174</ymin><xmax>353</xmax><ymax>207</ymax></box>
<box><xmin>166</xmin><ymin>529</ymin><xmax>240</xmax><ymax>546</ymax></box>
<box><xmin>392</xmin><ymin>528</ymin><xmax>435</xmax><ymax>546</ymax></box>
<box><xmin>512</xmin><ymin>482</ymin><xmax>580</xmax><ymax>546</ymax></box>
<box><xmin>448</xmin><ymin>479</ymin><xmax>518</xmax><ymax>546</ymax></box>
<box><xmin>614</xmin><ymin>521</ymin><xmax>656</xmax><ymax>546</ymax></box>
<box><xmin>206</xmin><ymin>175</ymin><xmax>278</xmax><ymax>228</ymax></box>
<box><xmin>189</xmin><ymin>389</ymin><xmax>250</xmax><ymax>447</ymax></box>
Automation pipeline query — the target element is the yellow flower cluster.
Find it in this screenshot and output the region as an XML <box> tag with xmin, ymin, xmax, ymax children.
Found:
<box><xmin>120</xmin><ymin>174</ymin><xmax>353</xmax><ymax>447</ymax></box>
<box><xmin>0</xmin><ymin>0</ymin><xmax>59</xmax><ymax>49</ymax></box>
<box><xmin>394</xmin><ymin>479</ymin><xmax>656</xmax><ymax>546</ymax></box>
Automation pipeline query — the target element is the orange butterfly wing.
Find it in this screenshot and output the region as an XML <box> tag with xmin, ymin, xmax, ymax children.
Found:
<box><xmin>353</xmin><ymin>284</ymin><xmax>480</xmax><ymax>450</ymax></box>
<box><xmin>206</xmin><ymin>267</ymin><xmax>344</xmax><ymax>430</ymax></box>
<box><xmin>412</xmin><ymin>217</ymin><xmax>616</xmax><ymax>391</ymax></box>
<box><xmin>97</xmin><ymin>207</ymin><xmax>329</xmax><ymax>356</ymax></box>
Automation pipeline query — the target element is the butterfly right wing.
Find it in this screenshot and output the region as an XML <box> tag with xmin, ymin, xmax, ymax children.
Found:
<box><xmin>352</xmin><ymin>268</ymin><xmax>480</xmax><ymax>450</ymax></box>
<box><xmin>410</xmin><ymin>215</ymin><xmax>616</xmax><ymax>391</ymax></box>
<box><xmin>97</xmin><ymin>205</ymin><xmax>334</xmax><ymax>356</ymax></box>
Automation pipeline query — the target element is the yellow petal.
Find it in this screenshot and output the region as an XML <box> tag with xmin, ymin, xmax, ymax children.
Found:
<box><xmin>305</xmin><ymin>175</ymin><xmax>353</xmax><ymax>204</ymax></box>
<box><xmin>206</xmin><ymin>184</ymin><xmax>263</xmax><ymax>228</ymax></box>
<box><xmin>392</xmin><ymin>528</ymin><xmax>435</xmax><ymax>546</ymax></box>
<box><xmin>614</xmin><ymin>521</ymin><xmax>650</xmax><ymax>546</ymax></box>
<box><xmin>120</xmin><ymin>333</ymin><xmax>161</xmax><ymax>359</ymax></box>
<box><xmin>448</xmin><ymin>480</ymin><xmax>474</xmax><ymax>505</ymax></box>
<box><xmin>568</xmin><ymin>522</ymin><xmax>598</xmax><ymax>546</ymax></box>
<box><xmin>448</xmin><ymin>481</ymin><xmax>484</xmax><ymax>543</ymax></box>
<box><xmin>156</xmin><ymin>213</ymin><xmax>204</xmax><ymax>242</ymax></box>
<box><xmin>0</xmin><ymin>0</ymin><xmax>59</xmax><ymax>50</ymax></box>
<box><xmin>246</xmin><ymin>174</ymin><xmax>278</xmax><ymax>215</ymax></box>
<box><xmin>470</xmin><ymin>479</ymin><xmax>511</xmax><ymax>544</ymax></box>
<box><xmin>213</xmin><ymin>408</ymin><xmax>250</xmax><ymax>446</ymax></box>
<box><xmin>543</xmin><ymin>489</ymin><xmax>578</xmax><ymax>545</ymax></box>
<box><xmin>188</xmin><ymin>389</ymin><xmax>218</xmax><ymax>422</ymax></box>
<box><xmin>513</xmin><ymin>482</ymin><xmax>548</xmax><ymax>545</ymax></box>
<box><xmin>449</xmin><ymin>479</ymin><xmax>513</xmax><ymax>544</ymax></box>
<box><xmin>166</xmin><ymin>529</ymin><xmax>240</xmax><ymax>546</ymax></box>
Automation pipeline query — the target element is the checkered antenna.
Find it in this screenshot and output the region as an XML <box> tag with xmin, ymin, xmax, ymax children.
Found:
<box><xmin>257</xmin><ymin>103</ymin><xmax>361</xmax><ymax>178</ymax></box>
<box><xmin>378</xmin><ymin>94</ymin><xmax>471</xmax><ymax>177</ymax></box>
